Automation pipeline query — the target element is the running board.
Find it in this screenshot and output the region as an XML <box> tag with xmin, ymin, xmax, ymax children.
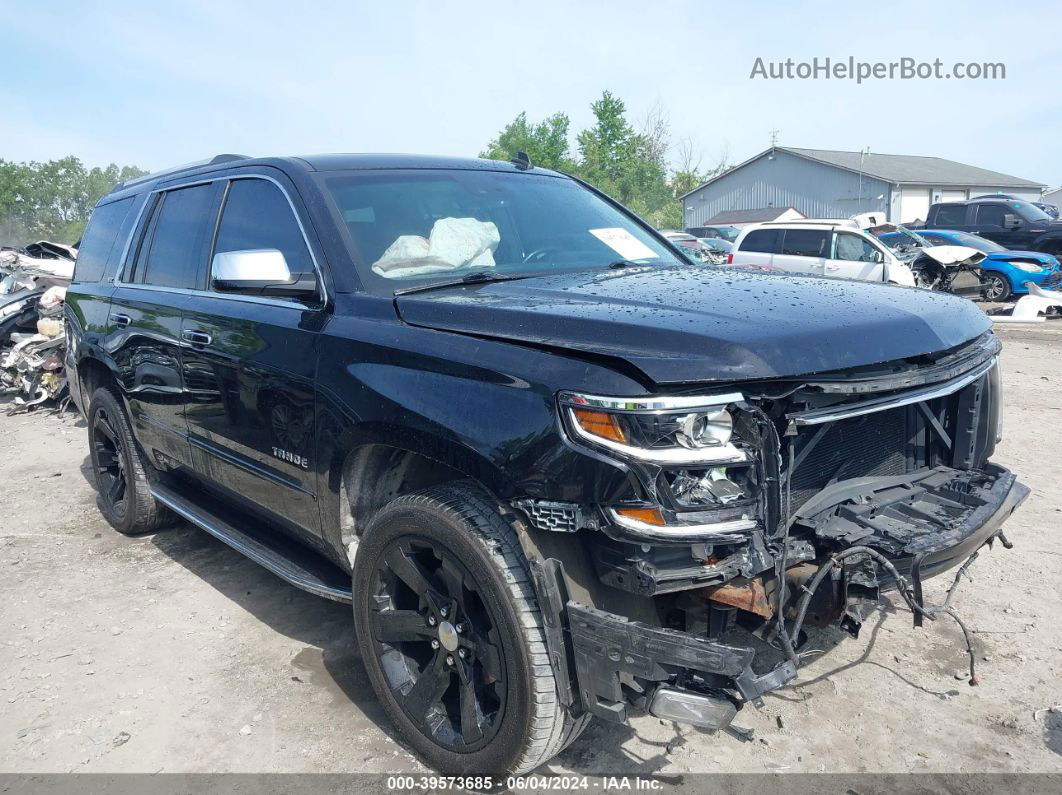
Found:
<box><xmin>150</xmin><ymin>483</ymin><xmax>353</xmax><ymax>603</ymax></box>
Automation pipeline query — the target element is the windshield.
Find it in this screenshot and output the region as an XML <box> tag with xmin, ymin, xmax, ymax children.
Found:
<box><xmin>323</xmin><ymin>169</ymin><xmax>682</xmax><ymax>292</ymax></box>
<box><xmin>1009</xmin><ymin>200</ymin><xmax>1052</xmax><ymax>223</ymax></box>
<box><xmin>879</xmin><ymin>226</ymin><xmax>929</xmax><ymax>250</ymax></box>
<box><xmin>699</xmin><ymin>237</ymin><xmax>732</xmax><ymax>252</ymax></box>
<box><xmin>928</xmin><ymin>231</ymin><xmax>1006</xmax><ymax>253</ymax></box>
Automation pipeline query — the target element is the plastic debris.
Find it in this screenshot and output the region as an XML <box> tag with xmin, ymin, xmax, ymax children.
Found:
<box><xmin>992</xmin><ymin>283</ymin><xmax>1062</xmax><ymax>324</ymax></box>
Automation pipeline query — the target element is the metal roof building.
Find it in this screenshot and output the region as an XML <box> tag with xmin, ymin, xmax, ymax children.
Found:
<box><xmin>681</xmin><ymin>147</ymin><xmax>1045</xmax><ymax>226</ymax></box>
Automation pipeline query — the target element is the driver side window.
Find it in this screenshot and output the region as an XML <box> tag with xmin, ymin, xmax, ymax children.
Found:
<box><xmin>833</xmin><ymin>232</ymin><xmax>878</xmax><ymax>262</ymax></box>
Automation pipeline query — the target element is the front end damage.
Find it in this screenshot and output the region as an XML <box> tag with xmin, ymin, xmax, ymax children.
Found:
<box><xmin>517</xmin><ymin>331</ymin><xmax>1027</xmax><ymax>732</ymax></box>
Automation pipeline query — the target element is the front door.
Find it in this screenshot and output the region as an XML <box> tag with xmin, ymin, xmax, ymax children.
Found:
<box><xmin>827</xmin><ymin>231</ymin><xmax>886</xmax><ymax>282</ymax></box>
<box><xmin>180</xmin><ymin>176</ymin><xmax>325</xmax><ymax>541</ymax></box>
<box><xmin>971</xmin><ymin>202</ymin><xmax>1035</xmax><ymax>248</ymax></box>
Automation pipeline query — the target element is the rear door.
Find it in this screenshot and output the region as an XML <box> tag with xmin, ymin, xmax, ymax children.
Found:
<box><xmin>180</xmin><ymin>175</ymin><xmax>326</xmax><ymax>541</ymax></box>
<box><xmin>731</xmin><ymin>228</ymin><xmax>781</xmax><ymax>269</ymax></box>
<box><xmin>927</xmin><ymin>202</ymin><xmax>970</xmax><ymax>231</ymax></box>
<box><xmin>107</xmin><ymin>182</ymin><xmax>222</xmax><ymax>468</ymax></box>
<box><xmin>826</xmin><ymin>231</ymin><xmax>887</xmax><ymax>281</ymax></box>
<box><xmin>773</xmin><ymin>228</ymin><xmax>829</xmax><ymax>275</ymax></box>
<box><xmin>66</xmin><ymin>195</ymin><xmax>142</xmax><ymax>413</ymax></box>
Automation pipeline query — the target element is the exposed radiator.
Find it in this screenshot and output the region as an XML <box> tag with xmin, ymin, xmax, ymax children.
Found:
<box><xmin>789</xmin><ymin>406</ymin><xmax>909</xmax><ymax>511</ymax></box>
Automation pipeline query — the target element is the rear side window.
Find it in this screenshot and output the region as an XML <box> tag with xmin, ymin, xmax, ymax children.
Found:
<box><xmin>780</xmin><ymin>229</ymin><xmax>829</xmax><ymax>257</ymax></box>
<box><xmin>739</xmin><ymin>229</ymin><xmax>781</xmax><ymax>253</ymax></box>
<box><xmin>213</xmin><ymin>179</ymin><xmax>313</xmax><ymax>276</ymax></box>
<box><xmin>73</xmin><ymin>198</ymin><xmax>133</xmax><ymax>283</ymax></box>
<box><xmin>934</xmin><ymin>204</ymin><xmax>967</xmax><ymax>226</ymax></box>
<box><xmin>137</xmin><ymin>184</ymin><xmax>217</xmax><ymax>289</ymax></box>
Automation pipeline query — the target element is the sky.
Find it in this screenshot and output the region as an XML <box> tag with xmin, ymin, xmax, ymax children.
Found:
<box><xmin>2</xmin><ymin>0</ymin><xmax>1061</xmax><ymax>187</ymax></box>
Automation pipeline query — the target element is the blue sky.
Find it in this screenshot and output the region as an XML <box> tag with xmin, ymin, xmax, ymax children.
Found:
<box><xmin>2</xmin><ymin>0</ymin><xmax>1060</xmax><ymax>187</ymax></box>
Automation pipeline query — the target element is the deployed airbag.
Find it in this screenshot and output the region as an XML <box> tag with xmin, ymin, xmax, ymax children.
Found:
<box><xmin>372</xmin><ymin>217</ymin><xmax>500</xmax><ymax>278</ymax></box>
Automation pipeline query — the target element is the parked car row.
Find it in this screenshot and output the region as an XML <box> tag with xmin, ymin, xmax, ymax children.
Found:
<box><xmin>920</xmin><ymin>196</ymin><xmax>1062</xmax><ymax>255</ymax></box>
<box><xmin>675</xmin><ymin>208</ymin><xmax>1060</xmax><ymax>303</ymax></box>
<box><xmin>876</xmin><ymin>227</ymin><xmax>1061</xmax><ymax>301</ymax></box>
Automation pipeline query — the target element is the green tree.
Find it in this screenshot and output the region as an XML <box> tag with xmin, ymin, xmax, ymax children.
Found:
<box><xmin>480</xmin><ymin>111</ymin><xmax>575</xmax><ymax>172</ymax></box>
<box><xmin>480</xmin><ymin>92</ymin><xmax>731</xmax><ymax>231</ymax></box>
<box><xmin>0</xmin><ymin>157</ymin><xmax>147</xmax><ymax>245</ymax></box>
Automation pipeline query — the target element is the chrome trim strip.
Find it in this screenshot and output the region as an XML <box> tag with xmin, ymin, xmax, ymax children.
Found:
<box><xmin>109</xmin><ymin>281</ymin><xmax>312</xmax><ymax>311</ymax></box>
<box><xmin>188</xmin><ymin>435</ymin><xmax>314</xmax><ymax>497</ymax></box>
<box><xmin>150</xmin><ymin>486</ymin><xmax>352</xmax><ymax>603</ymax></box>
<box><xmin>113</xmin><ymin>173</ymin><xmax>328</xmax><ymax>309</ymax></box>
<box><xmin>110</xmin><ymin>195</ymin><xmax>151</xmax><ymax>285</ymax></box>
<box><xmin>790</xmin><ymin>356</ymin><xmax>997</xmax><ymax>426</ymax></box>
<box><xmin>607</xmin><ymin>508</ymin><xmax>756</xmax><ymax>540</ymax></box>
<box><xmin>566</xmin><ymin>408</ymin><xmax>748</xmax><ymax>465</ymax></box>
<box><xmin>560</xmin><ymin>391</ymin><xmax>744</xmax><ymax>412</ymax></box>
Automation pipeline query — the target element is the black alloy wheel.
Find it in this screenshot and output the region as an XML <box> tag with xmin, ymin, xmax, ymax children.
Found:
<box><xmin>86</xmin><ymin>387</ymin><xmax>171</xmax><ymax>535</ymax></box>
<box><xmin>91</xmin><ymin>404</ymin><xmax>128</xmax><ymax>518</ymax></box>
<box><xmin>352</xmin><ymin>484</ymin><xmax>587</xmax><ymax>776</ymax></box>
<box><xmin>369</xmin><ymin>537</ymin><xmax>507</xmax><ymax>751</ymax></box>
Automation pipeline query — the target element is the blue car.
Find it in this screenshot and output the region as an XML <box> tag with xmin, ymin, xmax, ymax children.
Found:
<box><xmin>879</xmin><ymin>228</ymin><xmax>1062</xmax><ymax>301</ymax></box>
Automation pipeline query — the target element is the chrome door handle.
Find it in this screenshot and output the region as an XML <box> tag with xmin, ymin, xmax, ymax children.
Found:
<box><xmin>182</xmin><ymin>330</ymin><xmax>213</xmax><ymax>346</ymax></box>
<box><xmin>110</xmin><ymin>313</ymin><xmax>132</xmax><ymax>327</ymax></box>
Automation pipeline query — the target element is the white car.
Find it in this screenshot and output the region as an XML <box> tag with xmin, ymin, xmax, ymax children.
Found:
<box><xmin>729</xmin><ymin>220</ymin><xmax>916</xmax><ymax>286</ymax></box>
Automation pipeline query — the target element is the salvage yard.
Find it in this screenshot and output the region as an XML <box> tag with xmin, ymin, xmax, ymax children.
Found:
<box><xmin>1</xmin><ymin>320</ymin><xmax>1060</xmax><ymax>777</ymax></box>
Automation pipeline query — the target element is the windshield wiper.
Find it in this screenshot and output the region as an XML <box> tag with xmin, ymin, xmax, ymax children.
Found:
<box><xmin>393</xmin><ymin>270</ymin><xmax>532</xmax><ymax>296</ymax></box>
<box><xmin>607</xmin><ymin>259</ymin><xmax>648</xmax><ymax>269</ymax></box>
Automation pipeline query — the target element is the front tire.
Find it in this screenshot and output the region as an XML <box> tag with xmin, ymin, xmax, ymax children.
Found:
<box><xmin>984</xmin><ymin>272</ymin><xmax>1012</xmax><ymax>301</ymax></box>
<box><xmin>352</xmin><ymin>483</ymin><xmax>586</xmax><ymax>775</ymax></box>
<box><xmin>86</xmin><ymin>387</ymin><xmax>171</xmax><ymax>535</ymax></box>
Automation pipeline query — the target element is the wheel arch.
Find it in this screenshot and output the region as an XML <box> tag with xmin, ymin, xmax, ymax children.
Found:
<box><xmin>328</xmin><ymin>432</ymin><xmax>513</xmax><ymax>566</ymax></box>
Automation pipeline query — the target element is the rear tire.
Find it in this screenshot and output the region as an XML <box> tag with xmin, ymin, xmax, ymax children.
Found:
<box><xmin>86</xmin><ymin>387</ymin><xmax>171</xmax><ymax>536</ymax></box>
<box><xmin>352</xmin><ymin>482</ymin><xmax>587</xmax><ymax>775</ymax></box>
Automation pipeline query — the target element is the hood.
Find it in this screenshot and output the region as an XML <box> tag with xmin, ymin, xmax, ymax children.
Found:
<box><xmin>394</xmin><ymin>266</ymin><xmax>991</xmax><ymax>385</ymax></box>
<box><xmin>919</xmin><ymin>245</ymin><xmax>986</xmax><ymax>267</ymax></box>
<box><xmin>984</xmin><ymin>250</ymin><xmax>1059</xmax><ymax>268</ymax></box>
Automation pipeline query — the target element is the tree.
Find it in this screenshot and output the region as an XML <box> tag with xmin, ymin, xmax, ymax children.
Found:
<box><xmin>480</xmin><ymin>111</ymin><xmax>575</xmax><ymax>172</ymax></box>
<box><xmin>481</xmin><ymin>92</ymin><xmax>730</xmax><ymax>231</ymax></box>
<box><xmin>0</xmin><ymin>157</ymin><xmax>147</xmax><ymax>245</ymax></box>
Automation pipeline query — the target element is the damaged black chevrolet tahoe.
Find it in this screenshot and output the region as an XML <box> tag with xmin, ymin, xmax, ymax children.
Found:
<box><xmin>66</xmin><ymin>154</ymin><xmax>1027</xmax><ymax>775</ymax></box>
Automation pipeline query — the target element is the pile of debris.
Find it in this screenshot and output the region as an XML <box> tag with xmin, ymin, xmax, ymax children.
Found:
<box><xmin>0</xmin><ymin>241</ymin><xmax>76</xmax><ymax>413</ymax></box>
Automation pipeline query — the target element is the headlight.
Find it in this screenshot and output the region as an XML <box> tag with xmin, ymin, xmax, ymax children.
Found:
<box><xmin>1011</xmin><ymin>262</ymin><xmax>1044</xmax><ymax>273</ymax></box>
<box><xmin>559</xmin><ymin>391</ymin><xmax>746</xmax><ymax>464</ymax></box>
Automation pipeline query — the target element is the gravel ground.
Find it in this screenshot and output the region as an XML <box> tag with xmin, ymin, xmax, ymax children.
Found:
<box><xmin>1</xmin><ymin>321</ymin><xmax>1060</xmax><ymax>778</ymax></box>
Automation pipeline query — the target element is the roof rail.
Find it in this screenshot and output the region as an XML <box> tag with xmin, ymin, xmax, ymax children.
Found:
<box><xmin>115</xmin><ymin>154</ymin><xmax>252</xmax><ymax>191</ymax></box>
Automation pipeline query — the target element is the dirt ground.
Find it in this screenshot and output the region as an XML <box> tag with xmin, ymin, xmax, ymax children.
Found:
<box><xmin>1</xmin><ymin>321</ymin><xmax>1060</xmax><ymax>779</ymax></box>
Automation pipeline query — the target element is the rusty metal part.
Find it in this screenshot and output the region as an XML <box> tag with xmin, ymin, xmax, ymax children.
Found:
<box><xmin>700</xmin><ymin>577</ymin><xmax>773</xmax><ymax>619</ymax></box>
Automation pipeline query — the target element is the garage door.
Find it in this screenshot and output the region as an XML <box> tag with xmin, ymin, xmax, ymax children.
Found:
<box><xmin>941</xmin><ymin>189</ymin><xmax>967</xmax><ymax>203</ymax></box>
<box><xmin>899</xmin><ymin>188</ymin><xmax>931</xmax><ymax>224</ymax></box>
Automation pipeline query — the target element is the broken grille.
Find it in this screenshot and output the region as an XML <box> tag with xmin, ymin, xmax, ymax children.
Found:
<box><xmin>789</xmin><ymin>406</ymin><xmax>909</xmax><ymax>512</ymax></box>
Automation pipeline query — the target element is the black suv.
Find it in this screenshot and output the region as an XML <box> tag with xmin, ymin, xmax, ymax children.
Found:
<box><xmin>66</xmin><ymin>154</ymin><xmax>1027</xmax><ymax>776</ymax></box>
<box><xmin>923</xmin><ymin>196</ymin><xmax>1062</xmax><ymax>254</ymax></box>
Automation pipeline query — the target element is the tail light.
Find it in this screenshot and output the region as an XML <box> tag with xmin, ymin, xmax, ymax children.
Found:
<box><xmin>725</xmin><ymin>253</ymin><xmax>734</xmax><ymax>265</ymax></box>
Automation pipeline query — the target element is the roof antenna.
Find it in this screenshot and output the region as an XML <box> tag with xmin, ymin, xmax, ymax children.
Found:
<box><xmin>511</xmin><ymin>151</ymin><xmax>533</xmax><ymax>170</ymax></box>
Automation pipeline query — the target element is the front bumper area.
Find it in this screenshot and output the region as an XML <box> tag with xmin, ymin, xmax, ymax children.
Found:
<box><xmin>566</xmin><ymin>601</ymin><xmax>796</xmax><ymax>725</ymax></box>
<box><xmin>545</xmin><ymin>465</ymin><xmax>1026</xmax><ymax>732</ymax></box>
